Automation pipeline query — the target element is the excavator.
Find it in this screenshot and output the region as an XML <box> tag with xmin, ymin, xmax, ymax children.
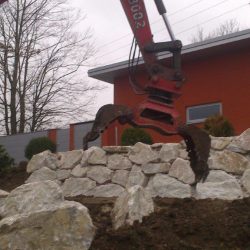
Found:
<box><xmin>84</xmin><ymin>0</ymin><xmax>211</xmax><ymax>184</ymax></box>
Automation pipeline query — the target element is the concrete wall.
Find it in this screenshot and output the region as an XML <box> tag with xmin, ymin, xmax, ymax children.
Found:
<box><xmin>0</xmin><ymin>121</ymin><xmax>101</xmax><ymax>164</ymax></box>
<box><xmin>74</xmin><ymin>122</ymin><xmax>101</xmax><ymax>149</ymax></box>
<box><xmin>0</xmin><ymin>131</ymin><xmax>47</xmax><ymax>163</ymax></box>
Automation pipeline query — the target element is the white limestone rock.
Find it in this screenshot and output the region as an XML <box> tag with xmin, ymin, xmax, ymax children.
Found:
<box><xmin>208</xmin><ymin>150</ymin><xmax>250</xmax><ymax>174</ymax></box>
<box><xmin>112</xmin><ymin>185</ymin><xmax>154</xmax><ymax>230</ymax></box>
<box><xmin>87</xmin><ymin>146</ymin><xmax>107</xmax><ymax>165</ymax></box>
<box><xmin>241</xmin><ymin>169</ymin><xmax>250</xmax><ymax>194</ymax></box>
<box><xmin>26</xmin><ymin>150</ymin><xmax>59</xmax><ymax>173</ymax></box>
<box><xmin>71</xmin><ymin>164</ymin><xmax>88</xmax><ymax>178</ymax></box>
<box><xmin>178</xmin><ymin>149</ymin><xmax>189</xmax><ymax>160</ymax></box>
<box><xmin>89</xmin><ymin>184</ymin><xmax>125</xmax><ymax>198</ymax></box>
<box><xmin>142</xmin><ymin>162</ymin><xmax>170</xmax><ymax>174</ymax></box>
<box><xmin>103</xmin><ymin>146</ymin><xmax>131</xmax><ymax>154</ymax></box>
<box><xmin>169</xmin><ymin>158</ymin><xmax>195</xmax><ymax>185</ymax></box>
<box><xmin>205</xmin><ymin>170</ymin><xmax>236</xmax><ymax>183</ymax></box>
<box><xmin>146</xmin><ymin>174</ymin><xmax>191</xmax><ymax>198</ymax></box>
<box><xmin>25</xmin><ymin>167</ymin><xmax>57</xmax><ymax>183</ymax></box>
<box><xmin>0</xmin><ymin>201</ymin><xmax>95</xmax><ymax>250</ymax></box>
<box><xmin>210</xmin><ymin>136</ymin><xmax>233</xmax><ymax>150</ymax></box>
<box><xmin>1</xmin><ymin>181</ymin><xmax>63</xmax><ymax>218</ymax></box>
<box><xmin>0</xmin><ymin>189</ymin><xmax>9</xmax><ymax>198</ymax></box>
<box><xmin>56</xmin><ymin>169</ymin><xmax>71</xmax><ymax>181</ymax></box>
<box><xmin>81</xmin><ymin>149</ymin><xmax>92</xmax><ymax>167</ymax></box>
<box><xmin>58</xmin><ymin>150</ymin><xmax>83</xmax><ymax>169</ymax></box>
<box><xmin>196</xmin><ymin>181</ymin><xmax>243</xmax><ymax>200</ymax></box>
<box><xmin>151</xmin><ymin>143</ymin><xmax>164</xmax><ymax>149</ymax></box>
<box><xmin>126</xmin><ymin>165</ymin><xmax>147</xmax><ymax>188</ymax></box>
<box><xmin>0</xmin><ymin>190</ymin><xmax>9</xmax><ymax>216</ymax></box>
<box><xmin>233</xmin><ymin>128</ymin><xmax>250</xmax><ymax>152</ymax></box>
<box><xmin>87</xmin><ymin>166</ymin><xmax>113</xmax><ymax>184</ymax></box>
<box><xmin>112</xmin><ymin>170</ymin><xmax>130</xmax><ymax>187</ymax></box>
<box><xmin>128</xmin><ymin>142</ymin><xmax>158</xmax><ymax>165</ymax></box>
<box><xmin>159</xmin><ymin>143</ymin><xmax>180</xmax><ymax>162</ymax></box>
<box><xmin>107</xmin><ymin>154</ymin><xmax>132</xmax><ymax>170</ymax></box>
<box><xmin>226</xmin><ymin>141</ymin><xmax>248</xmax><ymax>154</ymax></box>
<box><xmin>62</xmin><ymin>177</ymin><xmax>96</xmax><ymax>197</ymax></box>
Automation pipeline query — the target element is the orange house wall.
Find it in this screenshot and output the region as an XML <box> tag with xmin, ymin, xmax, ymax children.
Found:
<box><xmin>102</xmin><ymin>48</ymin><xmax>250</xmax><ymax>146</ymax></box>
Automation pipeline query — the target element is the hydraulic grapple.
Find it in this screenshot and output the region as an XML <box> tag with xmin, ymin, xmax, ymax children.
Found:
<box><xmin>84</xmin><ymin>0</ymin><xmax>211</xmax><ymax>184</ymax></box>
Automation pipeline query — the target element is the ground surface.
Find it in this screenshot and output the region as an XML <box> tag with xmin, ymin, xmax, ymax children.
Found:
<box><xmin>1</xmin><ymin>166</ymin><xmax>250</xmax><ymax>250</ymax></box>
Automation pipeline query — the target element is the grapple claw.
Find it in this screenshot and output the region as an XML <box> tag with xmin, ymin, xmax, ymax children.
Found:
<box><xmin>83</xmin><ymin>104</ymin><xmax>133</xmax><ymax>150</ymax></box>
<box><xmin>178</xmin><ymin>124</ymin><xmax>211</xmax><ymax>184</ymax></box>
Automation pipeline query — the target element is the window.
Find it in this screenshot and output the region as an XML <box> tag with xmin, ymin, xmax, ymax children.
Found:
<box><xmin>186</xmin><ymin>102</ymin><xmax>222</xmax><ymax>124</ymax></box>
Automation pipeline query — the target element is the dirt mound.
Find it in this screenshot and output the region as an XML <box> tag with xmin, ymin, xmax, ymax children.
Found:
<box><xmin>1</xmin><ymin>167</ymin><xmax>250</xmax><ymax>249</ymax></box>
<box><xmin>72</xmin><ymin>197</ymin><xmax>250</xmax><ymax>250</ymax></box>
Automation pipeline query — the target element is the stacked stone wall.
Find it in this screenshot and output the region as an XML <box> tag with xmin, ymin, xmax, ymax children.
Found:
<box><xmin>24</xmin><ymin>128</ymin><xmax>250</xmax><ymax>200</ymax></box>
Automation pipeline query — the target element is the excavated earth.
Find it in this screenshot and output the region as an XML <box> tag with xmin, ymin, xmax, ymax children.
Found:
<box><xmin>0</xmin><ymin>165</ymin><xmax>250</xmax><ymax>250</ymax></box>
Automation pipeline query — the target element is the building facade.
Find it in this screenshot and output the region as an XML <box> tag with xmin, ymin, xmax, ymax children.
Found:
<box><xmin>89</xmin><ymin>29</ymin><xmax>250</xmax><ymax>146</ymax></box>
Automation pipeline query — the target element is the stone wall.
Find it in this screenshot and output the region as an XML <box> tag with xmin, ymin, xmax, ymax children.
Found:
<box><xmin>25</xmin><ymin>129</ymin><xmax>250</xmax><ymax>200</ymax></box>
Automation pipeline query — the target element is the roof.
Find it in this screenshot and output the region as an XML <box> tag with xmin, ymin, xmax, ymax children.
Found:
<box><xmin>88</xmin><ymin>29</ymin><xmax>250</xmax><ymax>84</ymax></box>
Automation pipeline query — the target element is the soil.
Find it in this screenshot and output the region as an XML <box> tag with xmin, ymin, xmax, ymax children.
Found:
<box><xmin>1</xmin><ymin>166</ymin><xmax>250</xmax><ymax>250</ymax></box>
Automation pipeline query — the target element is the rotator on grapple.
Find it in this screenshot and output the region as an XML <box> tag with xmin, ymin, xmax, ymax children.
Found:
<box><xmin>84</xmin><ymin>0</ymin><xmax>211</xmax><ymax>184</ymax></box>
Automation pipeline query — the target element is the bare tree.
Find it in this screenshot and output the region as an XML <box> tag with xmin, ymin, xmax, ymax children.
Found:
<box><xmin>190</xmin><ymin>19</ymin><xmax>241</xmax><ymax>43</ymax></box>
<box><xmin>0</xmin><ymin>0</ymin><xmax>101</xmax><ymax>135</ymax></box>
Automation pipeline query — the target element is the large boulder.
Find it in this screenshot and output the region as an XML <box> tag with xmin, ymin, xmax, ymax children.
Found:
<box><xmin>241</xmin><ymin>169</ymin><xmax>250</xmax><ymax>194</ymax></box>
<box><xmin>1</xmin><ymin>181</ymin><xmax>63</xmax><ymax>218</ymax></box>
<box><xmin>159</xmin><ymin>143</ymin><xmax>180</xmax><ymax>162</ymax></box>
<box><xmin>208</xmin><ymin>150</ymin><xmax>250</xmax><ymax>174</ymax></box>
<box><xmin>0</xmin><ymin>201</ymin><xmax>95</xmax><ymax>250</ymax></box>
<box><xmin>0</xmin><ymin>190</ymin><xmax>9</xmax><ymax>215</ymax></box>
<box><xmin>205</xmin><ymin>170</ymin><xmax>236</xmax><ymax>183</ymax></box>
<box><xmin>107</xmin><ymin>154</ymin><xmax>132</xmax><ymax>170</ymax></box>
<box><xmin>146</xmin><ymin>174</ymin><xmax>191</xmax><ymax>198</ymax></box>
<box><xmin>196</xmin><ymin>180</ymin><xmax>243</xmax><ymax>200</ymax></box>
<box><xmin>56</xmin><ymin>169</ymin><xmax>71</xmax><ymax>181</ymax></box>
<box><xmin>128</xmin><ymin>142</ymin><xmax>158</xmax><ymax>165</ymax></box>
<box><xmin>87</xmin><ymin>147</ymin><xmax>107</xmax><ymax>165</ymax></box>
<box><xmin>112</xmin><ymin>185</ymin><xmax>154</xmax><ymax>230</ymax></box>
<box><xmin>112</xmin><ymin>170</ymin><xmax>130</xmax><ymax>187</ymax></box>
<box><xmin>210</xmin><ymin>136</ymin><xmax>233</xmax><ymax>150</ymax></box>
<box><xmin>126</xmin><ymin>165</ymin><xmax>147</xmax><ymax>188</ymax></box>
<box><xmin>88</xmin><ymin>184</ymin><xmax>125</xmax><ymax>198</ymax></box>
<box><xmin>25</xmin><ymin>167</ymin><xmax>57</xmax><ymax>183</ymax></box>
<box><xmin>232</xmin><ymin>128</ymin><xmax>250</xmax><ymax>152</ymax></box>
<box><xmin>168</xmin><ymin>158</ymin><xmax>195</xmax><ymax>185</ymax></box>
<box><xmin>0</xmin><ymin>190</ymin><xmax>9</xmax><ymax>198</ymax></box>
<box><xmin>142</xmin><ymin>162</ymin><xmax>170</xmax><ymax>174</ymax></box>
<box><xmin>62</xmin><ymin>177</ymin><xmax>96</xmax><ymax>197</ymax></box>
<box><xmin>26</xmin><ymin>150</ymin><xmax>59</xmax><ymax>173</ymax></box>
<box><xmin>71</xmin><ymin>164</ymin><xmax>88</xmax><ymax>178</ymax></box>
<box><xmin>58</xmin><ymin>150</ymin><xmax>83</xmax><ymax>169</ymax></box>
<box><xmin>87</xmin><ymin>166</ymin><xmax>113</xmax><ymax>184</ymax></box>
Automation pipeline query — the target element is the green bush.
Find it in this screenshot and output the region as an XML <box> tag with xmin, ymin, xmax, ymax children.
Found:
<box><xmin>203</xmin><ymin>115</ymin><xmax>235</xmax><ymax>137</ymax></box>
<box><xmin>121</xmin><ymin>127</ymin><xmax>153</xmax><ymax>146</ymax></box>
<box><xmin>25</xmin><ymin>137</ymin><xmax>56</xmax><ymax>160</ymax></box>
<box><xmin>0</xmin><ymin>144</ymin><xmax>14</xmax><ymax>173</ymax></box>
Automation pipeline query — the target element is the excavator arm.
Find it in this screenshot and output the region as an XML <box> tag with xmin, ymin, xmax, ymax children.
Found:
<box><xmin>84</xmin><ymin>0</ymin><xmax>211</xmax><ymax>184</ymax></box>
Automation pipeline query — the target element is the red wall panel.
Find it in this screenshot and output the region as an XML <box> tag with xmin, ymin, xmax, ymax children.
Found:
<box><xmin>102</xmin><ymin>48</ymin><xmax>250</xmax><ymax>146</ymax></box>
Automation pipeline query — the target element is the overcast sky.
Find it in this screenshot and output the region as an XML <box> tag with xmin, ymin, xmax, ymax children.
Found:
<box><xmin>70</xmin><ymin>0</ymin><xmax>250</xmax><ymax>115</ymax></box>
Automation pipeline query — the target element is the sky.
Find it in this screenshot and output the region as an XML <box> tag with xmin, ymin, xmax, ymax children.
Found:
<box><xmin>70</xmin><ymin>0</ymin><xmax>250</xmax><ymax>116</ymax></box>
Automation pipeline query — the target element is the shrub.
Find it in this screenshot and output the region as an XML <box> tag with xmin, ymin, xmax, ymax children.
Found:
<box><xmin>203</xmin><ymin>115</ymin><xmax>235</xmax><ymax>137</ymax></box>
<box><xmin>25</xmin><ymin>137</ymin><xmax>56</xmax><ymax>160</ymax></box>
<box><xmin>0</xmin><ymin>144</ymin><xmax>14</xmax><ymax>173</ymax></box>
<box><xmin>121</xmin><ymin>127</ymin><xmax>153</xmax><ymax>146</ymax></box>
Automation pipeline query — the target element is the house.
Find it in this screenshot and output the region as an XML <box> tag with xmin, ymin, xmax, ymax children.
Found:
<box><xmin>88</xmin><ymin>29</ymin><xmax>250</xmax><ymax>146</ymax></box>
